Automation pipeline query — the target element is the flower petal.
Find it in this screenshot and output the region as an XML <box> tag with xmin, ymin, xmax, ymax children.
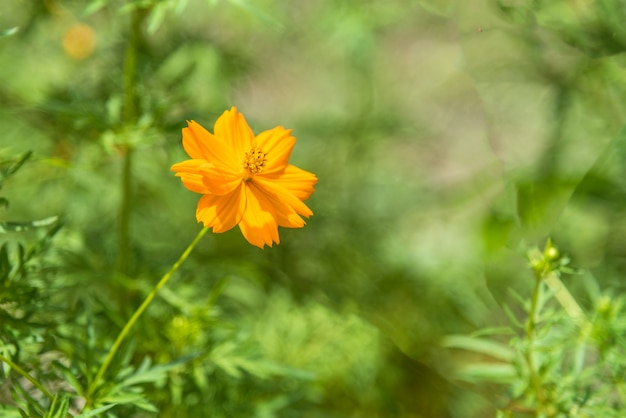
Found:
<box><xmin>252</xmin><ymin>181</ymin><xmax>307</xmax><ymax>228</ymax></box>
<box><xmin>171</xmin><ymin>158</ymin><xmax>207</xmax><ymax>173</ymax></box>
<box><xmin>252</xmin><ymin>176</ymin><xmax>313</xmax><ymax>222</ymax></box>
<box><xmin>172</xmin><ymin>159</ymin><xmax>241</xmax><ymax>196</ymax></box>
<box><xmin>214</xmin><ymin>107</ymin><xmax>254</xmax><ymax>162</ymax></box>
<box><xmin>259</xmin><ymin>164</ymin><xmax>317</xmax><ymax>201</ymax></box>
<box><xmin>182</xmin><ymin>121</ymin><xmax>211</xmax><ymax>159</ymax></box>
<box><xmin>196</xmin><ymin>163</ymin><xmax>242</xmax><ymax>196</ymax></box>
<box><xmin>183</xmin><ymin>120</ymin><xmax>240</xmax><ymax>169</ymax></box>
<box><xmin>254</xmin><ymin>126</ymin><xmax>296</xmax><ymax>174</ymax></box>
<box><xmin>175</xmin><ymin>173</ymin><xmax>209</xmax><ymax>194</ymax></box>
<box><xmin>171</xmin><ymin>159</ymin><xmax>211</xmax><ymax>194</ymax></box>
<box><xmin>196</xmin><ymin>184</ymin><xmax>246</xmax><ymax>233</ymax></box>
<box><xmin>238</xmin><ymin>184</ymin><xmax>280</xmax><ymax>249</ymax></box>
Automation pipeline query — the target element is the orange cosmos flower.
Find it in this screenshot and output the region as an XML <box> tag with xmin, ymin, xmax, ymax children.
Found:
<box><xmin>171</xmin><ymin>107</ymin><xmax>317</xmax><ymax>248</ymax></box>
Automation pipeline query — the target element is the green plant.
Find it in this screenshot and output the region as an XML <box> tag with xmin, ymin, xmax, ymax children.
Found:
<box><xmin>442</xmin><ymin>240</ymin><xmax>626</xmax><ymax>417</ymax></box>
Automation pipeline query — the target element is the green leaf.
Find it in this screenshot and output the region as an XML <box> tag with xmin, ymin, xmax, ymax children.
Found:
<box><xmin>0</xmin><ymin>243</ymin><xmax>10</xmax><ymax>281</ymax></box>
<box><xmin>100</xmin><ymin>392</ymin><xmax>156</xmax><ymax>412</ymax></box>
<box><xmin>0</xmin><ymin>404</ymin><xmax>22</xmax><ymax>417</ymax></box>
<box><xmin>52</xmin><ymin>361</ymin><xmax>84</xmax><ymax>396</ymax></box>
<box><xmin>0</xmin><ymin>216</ymin><xmax>59</xmax><ymax>234</ymax></box>
<box><xmin>441</xmin><ymin>335</ymin><xmax>515</xmax><ymax>362</ymax></box>
<box><xmin>115</xmin><ymin>357</ymin><xmax>168</xmax><ymax>388</ymax></box>
<box><xmin>453</xmin><ymin>362</ymin><xmax>517</xmax><ymax>384</ymax></box>
<box><xmin>74</xmin><ymin>403</ymin><xmax>117</xmax><ymax>418</ymax></box>
<box><xmin>0</xmin><ymin>151</ymin><xmax>32</xmax><ymax>188</ymax></box>
<box><xmin>43</xmin><ymin>393</ymin><xmax>69</xmax><ymax>418</ymax></box>
<box><xmin>11</xmin><ymin>379</ymin><xmax>44</xmax><ymax>416</ymax></box>
<box><xmin>502</xmin><ymin>303</ymin><xmax>525</xmax><ymax>329</ymax></box>
<box><xmin>83</xmin><ymin>0</ymin><xmax>110</xmax><ymax>15</ymax></box>
<box><xmin>470</xmin><ymin>327</ymin><xmax>516</xmax><ymax>338</ymax></box>
<box><xmin>96</xmin><ymin>357</ymin><xmax>189</xmax><ymax>412</ymax></box>
<box><xmin>146</xmin><ymin>2</ymin><xmax>168</xmax><ymax>33</ymax></box>
<box><xmin>0</xmin><ymin>27</ymin><xmax>18</xmax><ymax>38</ymax></box>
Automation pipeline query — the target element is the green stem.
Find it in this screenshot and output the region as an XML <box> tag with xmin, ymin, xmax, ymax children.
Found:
<box><xmin>0</xmin><ymin>354</ymin><xmax>53</xmax><ymax>400</ymax></box>
<box><xmin>526</xmin><ymin>275</ymin><xmax>542</xmax><ymax>337</ymax></box>
<box><xmin>116</xmin><ymin>9</ymin><xmax>144</xmax><ymax>276</ymax></box>
<box><xmin>87</xmin><ymin>227</ymin><xmax>209</xmax><ymax>400</ymax></box>
<box><xmin>117</xmin><ymin>146</ymin><xmax>133</xmax><ymax>277</ymax></box>
<box><xmin>525</xmin><ymin>274</ymin><xmax>547</xmax><ymax>413</ymax></box>
<box><xmin>123</xmin><ymin>11</ymin><xmax>141</xmax><ymax>125</ymax></box>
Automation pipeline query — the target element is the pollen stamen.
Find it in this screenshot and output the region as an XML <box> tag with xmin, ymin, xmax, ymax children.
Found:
<box><xmin>243</xmin><ymin>146</ymin><xmax>267</xmax><ymax>178</ymax></box>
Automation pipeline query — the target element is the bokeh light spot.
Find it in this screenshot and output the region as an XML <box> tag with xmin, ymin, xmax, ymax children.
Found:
<box><xmin>62</xmin><ymin>23</ymin><xmax>96</xmax><ymax>60</ymax></box>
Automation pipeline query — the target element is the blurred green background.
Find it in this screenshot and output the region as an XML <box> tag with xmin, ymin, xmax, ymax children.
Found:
<box><xmin>2</xmin><ymin>0</ymin><xmax>626</xmax><ymax>416</ymax></box>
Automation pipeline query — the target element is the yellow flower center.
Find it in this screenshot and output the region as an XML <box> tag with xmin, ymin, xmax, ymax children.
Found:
<box><xmin>242</xmin><ymin>146</ymin><xmax>267</xmax><ymax>178</ymax></box>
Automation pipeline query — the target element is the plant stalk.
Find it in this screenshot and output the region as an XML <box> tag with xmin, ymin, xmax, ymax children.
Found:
<box><xmin>525</xmin><ymin>274</ymin><xmax>547</xmax><ymax>411</ymax></box>
<box><xmin>0</xmin><ymin>353</ymin><xmax>53</xmax><ymax>400</ymax></box>
<box><xmin>116</xmin><ymin>8</ymin><xmax>145</xmax><ymax>276</ymax></box>
<box><xmin>86</xmin><ymin>227</ymin><xmax>209</xmax><ymax>402</ymax></box>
